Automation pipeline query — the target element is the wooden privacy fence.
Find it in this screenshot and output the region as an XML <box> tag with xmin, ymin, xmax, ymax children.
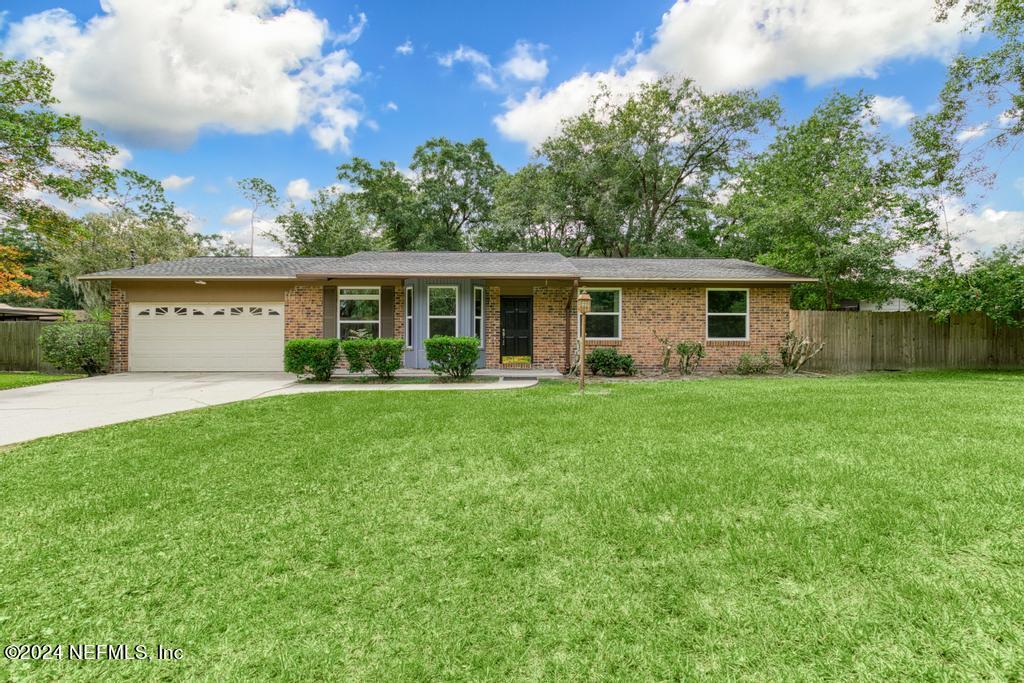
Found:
<box><xmin>0</xmin><ymin>321</ymin><xmax>55</xmax><ymax>372</ymax></box>
<box><xmin>789</xmin><ymin>310</ymin><xmax>1024</xmax><ymax>372</ymax></box>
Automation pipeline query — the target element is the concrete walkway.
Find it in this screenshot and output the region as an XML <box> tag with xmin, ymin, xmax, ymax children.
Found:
<box><xmin>0</xmin><ymin>372</ymin><xmax>539</xmax><ymax>447</ymax></box>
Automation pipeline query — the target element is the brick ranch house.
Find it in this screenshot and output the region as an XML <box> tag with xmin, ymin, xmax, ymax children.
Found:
<box><xmin>80</xmin><ymin>252</ymin><xmax>815</xmax><ymax>374</ymax></box>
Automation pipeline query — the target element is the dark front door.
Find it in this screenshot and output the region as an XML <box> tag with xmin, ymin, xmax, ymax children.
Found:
<box><xmin>500</xmin><ymin>296</ymin><xmax>532</xmax><ymax>359</ymax></box>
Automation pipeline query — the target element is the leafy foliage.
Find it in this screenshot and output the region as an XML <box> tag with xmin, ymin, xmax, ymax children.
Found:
<box><xmin>0</xmin><ymin>55</ymin><xmax>117</xmax><ymax>238</ymax></box>
<box><xmin>735</xmin><ymin>351</ymin><xmax>773</xmax><ymax>375</ymax></box>
<box><xmin>0</xmin><ymin>245</ymin><xmax>46</xmax><ymax>299</ymax></box>
<box><xmin>284</xmin><ymin>338</ymin><xmax>340</xmax><ymax>382</ymax></box>
<box><xmin>537</xmin><ymin>77</ymin><xmax>779</xmax><ymax>257</ymax></box>
<box><xmin>39</xmin><ymin>321</ymin><xmax>110</xmax><ymax>376</ymax></box>
<box><xmin>676</xmin><ymin>341</ymin><xmax>706</xmax><ymax>375</ymax></box>
<box><xmin>724</xmin><ymin>92</ymin><xmax>912</xmax><ymax>309</ymax></box>
<box><xmin>585</xmin><ymin>347</ymin><xmax>636</xmax><ymax>377</ymax></box>
<box><xmin>340</xmin><ymin>338</ymin><xmax>404</xmax><ymax>379</ymax></box>
<box><xmin>270</xmin><ymin>189</ymin><xmax>375</xmax><ymax>256</ymax></box>
<box><xmin>907</xmin><ymin>243</ymin><xmax>1024</xmax><ymax>327</ymax></box>
<box><xmin>423</xmin><ymin>336</ymin><xmax>480</xmax><ymax>378</ymax></box>
<box><xmin>339</xmin><ymin>138</ymin><xmax>504</xmax><ymax>251</ymax></box>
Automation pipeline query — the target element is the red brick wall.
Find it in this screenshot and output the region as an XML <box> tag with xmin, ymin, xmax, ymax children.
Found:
<box><xmin>483</xmin><ymin>284</ymin><xmax>573</xmax><ymax>371</ymax></box>
<box><xmin>284</xmin><ymin>285</ymin><xmax>323</xmax><ymax>341</ymax></box>
<box><xmin>110</xmin><ymin>286</ymin><xmax>128</xmax><ymax>373</ymax></box>
<box><xmin>575</xmin><ymin>285</ymin><xmax>791</xmax><ymax>372</ymax></box>
<box><xmin>483</xmin><ymin>283</ymin><xmax>792</xmax><ymax>373</ymax></box>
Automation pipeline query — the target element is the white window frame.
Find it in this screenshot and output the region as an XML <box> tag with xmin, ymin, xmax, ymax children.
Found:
<box><xmin>578</xmin><ymin>287</ymin><xmax>622</xmax><ymax>341</ymax></box>
<box><xmin>338</xmin><ymin>286</ymin><xmax>381</xmax><ymax>339</ymax></box>
<box><xmin>706</xmin><ymin>288</ymin><xmax>749</xmax><ymax>341</ymax></box>
<box><xmin>427</xmin><ymin>285</ymin><xmax>458</xmax><ymax>338</ymax></box>
<box><xmin>405</xmin><ymin>286</ymin><xmax>414</xmax><ymax>349</ymax></box>
<box><xmin>473</xmin><ymin>286</ymin><xmax>484</xmax><ymax>348</ymax></box>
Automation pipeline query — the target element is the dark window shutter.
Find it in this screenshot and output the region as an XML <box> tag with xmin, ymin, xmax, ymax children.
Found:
<box><xmin>323</xmin><ymin>286</ymin><xmax>337</xmax><ymax>339</ymax></box>
<box><xmin>380</xmin><ymin>286</ymin><xmax>395</xmax><ymax>338</ymax></box>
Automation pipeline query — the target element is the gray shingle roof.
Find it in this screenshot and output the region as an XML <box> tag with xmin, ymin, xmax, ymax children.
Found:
<box><xmin>80</xmin><ymin>252</ymin><xmax>814</xmax><ymax>282</ymax></box>
<box><xmin>568</xmin><ymin>257</ymin><xmax>814</xmax><ymax>281</ymax></box>
<box><xmin>299</xmin><ymin>251</ymin><xmax>576</xmax><ymax>277</ymax></box>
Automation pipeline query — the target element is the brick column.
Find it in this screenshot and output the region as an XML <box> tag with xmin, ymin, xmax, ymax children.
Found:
<box><xmin>485</xmin><ymin>285</ymin><xmax>501</xmax><ymax>368</ymax></box>
<box><xmin>109</xmin><ymin>286</ymin><xmax>128</xmax><ymax>373</ymax></box>
<box><xmin>284</xmin><ymin>285</ymin><xmax>324</xmax><ymax>340</ymax></box>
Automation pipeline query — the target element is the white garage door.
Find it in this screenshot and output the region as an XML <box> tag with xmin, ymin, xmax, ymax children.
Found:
<box><xmin>129</xmin><ymin>303</ymin><xmax>285</xmax><ymax>371</ymax></box>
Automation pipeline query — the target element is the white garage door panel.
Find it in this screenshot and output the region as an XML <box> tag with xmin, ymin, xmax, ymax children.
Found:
<box><xmin>129</xmin><ymin>304</ymin><xmax>285</xmax><ymax>371</ymax></box>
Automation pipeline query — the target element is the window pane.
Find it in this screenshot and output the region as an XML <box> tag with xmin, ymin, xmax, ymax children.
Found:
<box><xmin>585</xmin><ymin>314</ymin><xmax>618</xmax><ymax>338</ymax></box>
<box><xmin>708</xmin><ymin>290</ymin><xmax>747</xmax><ymax>314</ymax></box>
<box><xmin>406</xmin><ymin>288</ymin><xmax>413</xmax><ymax>312</ymax></box>
<box><xmin>429</xmin><ymin>288</ymin><xmax>457</xmax><ymax>316</ymax></box>
<box><xmin>474</xmin><ymin>289</ymin><xmax>483</xmax><ymax>316</ymax></box>
<box><xmin>474</xmin><ymin>318</ymin><xmax>482</xmax><ymax>340</ymax></box>
<box><xmin>340</xmin><ymin>288</ymin><xmax>378</xmax><ymax>297</ymax></box>
<box><xmin>339</xmin><ymin>299</ymin><xmax>379</xmax><ymax>321</ymax></box>
<box><xmin>339</xmin><ymin>322</ymin><xmax>379</xmax><ymax>339</ymax></box>
<box><xmin>708</xmin><ymin>315</ymin><xmax>746</xmax><ymax>339</ymax></box>
<box><xmin>429</xmin><ymin>317</ymin><xmax>456</xmax><ymax>338</ymax></box>
<box><xmin>587</xmin><ymin>290</ymin><xmax>619</xmax><ymax>313</ymax></box>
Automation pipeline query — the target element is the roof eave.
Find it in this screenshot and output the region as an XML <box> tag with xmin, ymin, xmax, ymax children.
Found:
<box><xmin>579</xmin><ymin>276</ymin><xmax>818</xmax><ymax>283</ymax></box>
<box><xmin>296</xmin><ymin>272</ymin><xmax>578</xmax><ymax>280</ymax></box>
<box><xmin>77</xmin><ymin>274</ymin><xmax>300</xmax><ymax>281</ymax></box>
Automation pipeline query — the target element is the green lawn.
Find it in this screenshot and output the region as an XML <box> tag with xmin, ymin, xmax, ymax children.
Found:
<box><xmin>0</xmin><ymin>372</ymin><xmax>83</xmax><ymax>390</ymax></box>
<box><xmin>3</xmin><ymin>372</ymin><xmax>1024</xmax><ymax>680</ymax></box>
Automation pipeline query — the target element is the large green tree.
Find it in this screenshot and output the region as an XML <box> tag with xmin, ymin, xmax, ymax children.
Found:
<box><xmin>908</xmin><ymin>242</ymin><xmax>1024</xmax><ymax>326</ymax></box>
<box><xmin>338</xmin><ymin>138</ymin><xmax>505</xmax><ymax>251</ymax></box>
<box><xmin>531</xmin><ymin>77</ymin><xmax>780</xmax><ymax>257</ymax></box>
<box><xmin>934</xmin><ymin>0</ymin><xmax>1023</xmax><ymax>149</ymax></box>
<box><xmin>269</xmin><ymin>189</ymin><xmax>375</xmax><ymax>256</ymax></box>
<box><xmin>410</xmin><ymin>137</ymin><xmax>505</xmax><ymax>250</ymax></box>
<box><xmin>337</xmin><ymin>159</ymin><xmax>422</xmax><ymax>250</ymax></box>
<box><xmin>0</xmin><ymin>54</ymin><xmax>117</xmax><ymax>240</ymax></box>
<box><xmin>724</xmin><ymin>92</ymin><xmax>915</xmax><ymax>309</ymax></box>
<box><xmin>478</xmin><ymin>163</ymin><xmax>587</xmax><ymax>254</ymax></box>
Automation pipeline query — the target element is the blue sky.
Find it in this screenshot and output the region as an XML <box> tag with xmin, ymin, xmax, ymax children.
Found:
<box><xmin>2</xmin><ymin>0</ymin><xmax>1022</xmax><ymax>256</ymax></box>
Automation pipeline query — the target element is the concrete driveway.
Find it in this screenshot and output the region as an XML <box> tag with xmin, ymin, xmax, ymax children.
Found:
<box><xmin>0</xmin><ymin>372</ymin><xmax>539</xmax><ymax>446</ymax></box>
<box><xmin>0</xmin><ymin>373</ymin><xmax>299</xmax><ymax>447</ymax></box>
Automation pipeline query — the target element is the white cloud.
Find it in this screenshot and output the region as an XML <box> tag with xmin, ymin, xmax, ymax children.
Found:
<box><xmin>384</xmin><ymin>101</ymin><xmax>399</xmax><ymax>112</ymax></box>
<box><xmin>222</xmin><ymin>207</ymin><xmax>253</xmax><ymax>226</ymax></box>
<box><xmin>109</xmin><ymin>146</ymin><xmax>133</xmax><ymax>169</ymax></box>
<box><xmin>3</xmin><ymin>1</ymin><xmax>365</xmax><ymax>152</ymax></box>
<box><xmin>285</xmin><ymin>178</ymin><xmax>313</xmax><ymax>201</ymax></box>
<box><xmin>215</xmin><ymin>220</ymin><xmax>285</xmax><ymax>256</ymax></box>
<box><xmin>956</xmin><ymin>124</ymin><xmax>988</xmax><ymax>143</ymax></box>
<box><xmin>495</xmin><ymin>67</ymin><xmax>659</xmax><ymax>150</ymax></box>
<box><xmin>160</xmin><ymin>174</ymin><xmax>195</xmax><ymax>191</ymax></box>
<box><xmin>438</xmin><ymin>44</ymin><xmax>498</xmax><ymax>90</ymax></box>
<box><xmin>496</xmin><ymin>0</ymin><xmax>968</xmax><ymax>149</ymax></box>
<box><xmin>438</xmin><ymin>44</ymin><xmax>490</xmax><ymax>69</ymax></box>
<box><xmin>334</xmin><ymin>12</ymin><xmax>366</xmax><ymax>45</ymax></box>
<box><xmin>395</xmin><ymin>40</ymin><xmax>413</xmax><ymax>56</ymax></box>
<box><xmin>871</xmin><ymin>95</ymin><xmax>915</xmax><ymax>127</ymax></box>
<box><xmin>950</xmin><ymin>206</ymin><xmax>1024</xmax><ymax>260</ymax></box>
<box><xmin>500</xmin><ymin>41</ymin><xmax>548</xmax><ymax>82</ymax></box>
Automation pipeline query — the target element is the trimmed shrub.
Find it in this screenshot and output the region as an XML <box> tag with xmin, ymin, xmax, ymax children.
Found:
<box><xmin>284</xmin><ymin>338</ymin><xmax>340</xmax><ymax>381</ymax></box>
<box><xmin>585</xmin><ymin>347</ymin><xmax>636</xmax><ymax>377</ymax></box>
<box><xmin>736</xmin><ymin>351</ymin><xmax>773</xmax><ymax>375</ymax></box>
<box><xmin>676</xmin><ymin>340</ymin><xmax>706</xmax><ymax>375</ymax></box>
<box><xmin>341</xmin><ymin>338</ymin><xmax>404</xmax><ymax>379</ymax></box>
<box><xmin>423</xmin><ymin>336</ymin><xmax>479</xmax><ymax>378</ymax></box>
<box><xmin>39</xmin><ymin>321</ymin><xmax>110</xmax><ymax>376</ymax></box>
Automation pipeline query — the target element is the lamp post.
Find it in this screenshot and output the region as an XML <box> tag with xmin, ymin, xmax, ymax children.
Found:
<box><xmin>577</xmin><ymin>290</ymin><xmax>591</xmax><ymax>393</ymax></box>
